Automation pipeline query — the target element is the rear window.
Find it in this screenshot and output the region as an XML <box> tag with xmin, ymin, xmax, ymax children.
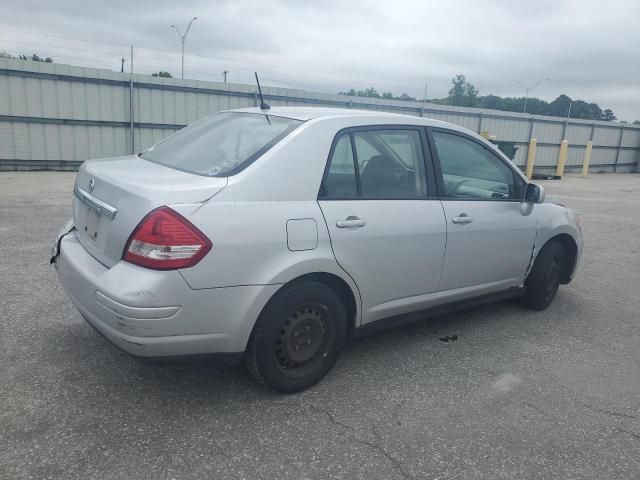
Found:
<box><xmin>140</xmin><ymin>112</ymin><xmax>302</xmax><ymax>176</ymax></box>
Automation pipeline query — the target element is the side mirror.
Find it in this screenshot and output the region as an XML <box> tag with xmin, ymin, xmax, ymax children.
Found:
<box><xmin>525</xmin><ymin>183</ymin><xmax>545</xmax><ymax>204</ymax></box>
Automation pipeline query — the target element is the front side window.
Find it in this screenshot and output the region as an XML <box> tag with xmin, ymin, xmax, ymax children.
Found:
<box><xmin>140</xmin><ymin>112</ymin><xmax>302</xmax><ymax>176</ymax></box>
<box><xmin>432</xmin><ymin>131</ymin><xmax>521</xmax><ymax>199</ymax></box>
<box><xmin>321</xmin><ymin>129</ymin><xmax>428</xmax><ymax>199</ymax></box>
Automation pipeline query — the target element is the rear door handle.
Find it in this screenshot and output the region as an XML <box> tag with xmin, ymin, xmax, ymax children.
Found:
<box><xmin>451</xmin><ymin>213</ymin><xmax>473</xmax><ymax>224</ymax></box>
<box><xmin>336</xmin><ymin>216</ymin><xmax>366</xmax><ymax>228</ymax></box>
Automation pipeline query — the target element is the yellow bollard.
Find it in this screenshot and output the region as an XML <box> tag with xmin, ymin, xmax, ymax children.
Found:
<box><xmin>556</xmin><ymin>139</ymin><xmax>569</xmax><ymax>177</ymax></box>
<box><xmin>581</xmin><ymin>141</ymin><xmax>593</xmax><ymax>177</ymax></box>
<box><xmin>525</xmin><ymin>138</ymin><xmax>537</xmax><ymax>179</ymax></box>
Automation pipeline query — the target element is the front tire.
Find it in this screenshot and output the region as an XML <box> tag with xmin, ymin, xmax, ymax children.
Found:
<box><xmin>522</xmin><ymin>241</ymin><xmax>565</xmax><ymax>310</ymax></box>
<box><xmin>244</xmin><ymin>281</ymin><xmax>347</xmax><ymax>393</ymax></box>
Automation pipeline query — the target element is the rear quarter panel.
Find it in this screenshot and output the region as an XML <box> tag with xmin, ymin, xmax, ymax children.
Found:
<box><xmin>171</xmin><ymin>118</ymin><xmax>363</xmax><ymax>320</ymax></box>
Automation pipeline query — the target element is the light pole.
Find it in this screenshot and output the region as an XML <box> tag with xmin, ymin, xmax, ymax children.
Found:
<box><xmin>512</xmin><ymin>78</ymin><xmax>550</xmax><ymax>113</ymax></box>
<box><xmin>170</xmin><ymin>17</ymin><xmax>198</xmax><ymax>79</ymax></box>
<box><xmin>420</xmin><ymin>81</ymin><xmax>428</xmax><ymax>117</ymax></box>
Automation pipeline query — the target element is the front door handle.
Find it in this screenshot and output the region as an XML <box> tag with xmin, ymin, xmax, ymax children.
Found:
<box><xmin>336</xmin><ymin>216</ymin><xmax>366</xmax><ymax>228</ymax></box>
<box><xmin>451</xmin><ymin>213</ymin><xmax>473</xmax><ymax>224</ymax></box>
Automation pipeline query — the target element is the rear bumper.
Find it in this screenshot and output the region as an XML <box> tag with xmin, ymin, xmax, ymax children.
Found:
<box><xmin>56</xmin><ymin>231</ymin><xmax>280</xmax><ymax>357</ymax></box>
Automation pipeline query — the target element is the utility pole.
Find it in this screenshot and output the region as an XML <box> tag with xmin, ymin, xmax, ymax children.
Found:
<box><xmin>223</xmin><ymin>69</ymin><xmax>229</xmax><ymax>83</ymax></box>
<box><xmin>513</xmin><ymin>78</ymin><xmax>550</xmax><ymax>113</ymax></box>
<box><xmin>129</xmin><ymin>46</ymin><xmax>134</xmax><ymax>154</ymax></box>
<box><xmin>420</xmin><ymin>81</ymin><xmax>428</xmax><ymax>117</ymax></box>
<box><xmin>170</xmin><ymin>17</ymin><xmax>198</xmax><ymax>79</ymax></box>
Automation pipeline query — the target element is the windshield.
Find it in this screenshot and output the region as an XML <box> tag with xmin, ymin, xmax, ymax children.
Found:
<box><xmin>140</xmin><ymin>112</ymin><xmax>303</xmax><ymax>176</ymax></box>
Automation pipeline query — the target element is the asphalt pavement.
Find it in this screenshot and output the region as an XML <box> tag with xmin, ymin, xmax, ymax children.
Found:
<box><xmin>1</xmin><ymin>171</ymin><xmax>639</xmax><ymax>479</ymax></box>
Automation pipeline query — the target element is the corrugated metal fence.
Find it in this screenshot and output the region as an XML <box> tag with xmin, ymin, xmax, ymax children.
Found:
<box><xmin>1</xmin><ymin>57</ymin><xmax>639</xmax><ymax>173</ymax></box>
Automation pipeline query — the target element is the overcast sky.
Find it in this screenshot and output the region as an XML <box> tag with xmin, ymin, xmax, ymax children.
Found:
<box><xmin>1</xmin><ymin>0</ymin><xmax>639</xmax><ymax>120</ymax></box>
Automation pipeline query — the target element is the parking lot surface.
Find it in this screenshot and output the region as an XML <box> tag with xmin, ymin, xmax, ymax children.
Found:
<box><xmin>1</xmin><ymin>171</ymin><xmax>639</xmax><ymax>479</ymax></box>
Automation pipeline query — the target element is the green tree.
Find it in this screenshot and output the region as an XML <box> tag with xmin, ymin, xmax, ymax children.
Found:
<box><xmin>151</xmin><ymin>71</ymin><xmax>173</xmax><ymax>78</ymax></box>
<box><xmin>19</xmin><ymin>53</ymin><xmax>52</xmax><ymax>62</ymax></box>
<box><xmin>359</xmin><ymin>87</ymin><xmax>381</xmax><ymax>98</ymax></box>
<box><xmin>447</xmin><ymin>74</ymin><xmax>479</xmax><ymax>107</ymax></box>
<box><xmin>396</xmin><ymin>93</ymin><xmax>416</xmax><ymax>101</ymax></box>
<box><xmin>601</xmin><ymin>109</ymin><xmax>616</xmax><ymax>121</ymax></box>
<box><xmin>549</xmin><ymin>94</ymin><xmax>572</xmax><ymax>117</ymax></box>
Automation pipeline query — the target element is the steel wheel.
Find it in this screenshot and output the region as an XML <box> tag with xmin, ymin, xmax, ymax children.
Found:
<box><xmin>274</xmin><ymin>305</ymin><xmax>331</xmax><ymax>378</ymax></box>
<box><xmin>244</xmin><ymin>281</ymin><xmax>347</xmax><ymax>393</ymax></box>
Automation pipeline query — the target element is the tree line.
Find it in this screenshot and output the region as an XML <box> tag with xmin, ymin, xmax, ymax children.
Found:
<box><xmin>1</xmin><ymin>51</ymin><xmax>52</xmax><ymax>63</ymax></box>
<box><xmin>340</xmin><ymin>74</ymin><xmax>637</xmax><ymax>123</ymax></box>
<box><xmin>1</xmin><ymin>51</ymin><xmax>173</xmax><ymax>78</ymax></box>
<box><xmin>1</xmin><ymin>53</ymin><xmax>635</xmax><ymax>123</ymax></box>
<box><xmin>441</xmin><ymin>74</ymin><xmax>618</xmax><ymax>121</ymax></box>
<box><xmin>339</xmin><ymin>87</ymin><xmax>417</xmax><ymax>102</ymax></box>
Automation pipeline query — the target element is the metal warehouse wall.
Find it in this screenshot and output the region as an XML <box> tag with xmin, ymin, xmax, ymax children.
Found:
<box><xmin>1</xmin><ymin>57</ymin><xmax>639</xmax><ymax>173</ymax></box>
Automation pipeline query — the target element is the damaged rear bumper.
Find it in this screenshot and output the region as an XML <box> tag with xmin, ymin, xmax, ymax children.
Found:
<box><xmin>55</xmin><ymin>231</ymin><xmax>279</xmax><ymax>358</ymax></box>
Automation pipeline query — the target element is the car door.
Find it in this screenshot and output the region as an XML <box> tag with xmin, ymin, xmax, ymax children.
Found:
<box><xmin>429</xmin><ymin>128</ymin><xmax>536</xmax><ymax>298</ymax></box>
<box><xmin>318</xmin><ymin>127</ymin><xmax>447</xmax><ymax>325</ymax></box>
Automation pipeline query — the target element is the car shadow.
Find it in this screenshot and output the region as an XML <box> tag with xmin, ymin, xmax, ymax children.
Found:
<box><xmin>45</xmin><ymin>294</ymin><xmax>576</xmax><ymax>408</ymax></box>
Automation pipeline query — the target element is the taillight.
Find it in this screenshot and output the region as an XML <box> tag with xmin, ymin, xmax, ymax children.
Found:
<box><xmin>123</xmin><ymin>207</ymin><xmax>212</xmax><ymax>270</ymax></box>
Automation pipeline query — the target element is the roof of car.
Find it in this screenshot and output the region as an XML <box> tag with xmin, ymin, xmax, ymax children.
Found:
<box><xmin>229</xmin><ymin>106</ymin><xmax>420</xmax><ymax>122</ymax></box>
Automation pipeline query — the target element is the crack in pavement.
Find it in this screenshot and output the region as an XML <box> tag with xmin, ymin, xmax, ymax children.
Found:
<box><xmin>615</xmin><ymin>428</ymin><xmax>640</xmax><ymax>441</ymax></box>
<box><xmin>576</xmin><ymin>400</ymin><xmax>638</xmax><ymax>420</ymax></box>
<box><xmin>392</xmin><ymin>399</ymin><xmax>407</xmax><ymax>426</ymax></box>
<box><xmin>521</xmin><ymin>400</ymin><xmax>551</xmax><ymax>418</ymax></box>
<box><xmin>307</xmin><ymin>403</ymin><xmax>414</xmax><ymax>480</ymax></box>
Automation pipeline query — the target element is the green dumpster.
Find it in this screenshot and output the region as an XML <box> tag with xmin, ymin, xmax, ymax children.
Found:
<box><xmin>490</xmin><ymin>140</ymin><xmax>519</xmax><ymax>161</ymax></box>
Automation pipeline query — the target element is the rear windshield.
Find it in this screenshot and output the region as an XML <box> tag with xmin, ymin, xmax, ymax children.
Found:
<box><xmin>140</xmin><ymin>112</ymin><xmax>302</xmax><ymax>176</ymax></box>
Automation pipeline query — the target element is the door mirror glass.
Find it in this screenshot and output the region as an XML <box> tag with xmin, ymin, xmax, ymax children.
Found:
<box><xmin>524</xmin><ymin>183</ymin><xmax>545</xmax><ymax>204</ymax></box>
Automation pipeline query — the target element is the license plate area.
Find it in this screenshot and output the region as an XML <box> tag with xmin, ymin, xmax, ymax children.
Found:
<box><xmin>83</xmin><ymin>208</ymin><xmax>101</xmax><ymax>241</ymax></box>
<box><xmin>76</xmin><ymin>204</ymin><xmax>109</xmax><ymax>253</ymax></box>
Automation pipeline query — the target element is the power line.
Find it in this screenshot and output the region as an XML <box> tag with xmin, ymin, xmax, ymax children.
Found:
<box><xmin>0</xmin><ymin>29</ymin><xmax>424</xmax><ymax>90</ymax></box>
<box><xmin>0</xmin><ymin>41</ymin><xmax>432</xmax><ymax>101</ymax></box>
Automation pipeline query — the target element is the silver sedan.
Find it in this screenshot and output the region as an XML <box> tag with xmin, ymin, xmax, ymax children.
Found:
<box><xmin>52</xmin><ymin>107</ymin><xmax>583</xmax><ymax>392</ymax></box>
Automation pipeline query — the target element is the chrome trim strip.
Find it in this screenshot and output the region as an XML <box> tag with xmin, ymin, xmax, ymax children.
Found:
<box><xmin>74</xmin><ymin>185</ymin><xmax>118</xmax><ymax>220</ymax></box>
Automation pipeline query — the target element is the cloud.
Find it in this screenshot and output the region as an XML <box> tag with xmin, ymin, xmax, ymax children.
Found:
<box><xmin>1</xmin><ymin>0</ymin><xmax>639</xmax><ymax>120</ymax></box>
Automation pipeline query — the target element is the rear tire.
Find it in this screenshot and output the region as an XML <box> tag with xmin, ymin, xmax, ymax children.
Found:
<box><xmin>522</xmin><ymin>241</ymin><xmax>565</xmax><ymax>310</ymax></box>
<box><xmin>244</xmin><ymin>281</ymin><xmax>347</xmax><ymax>393</ymax></box>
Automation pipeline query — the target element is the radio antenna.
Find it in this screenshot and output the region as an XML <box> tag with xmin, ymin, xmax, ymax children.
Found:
<box><xmin>254</xmin><ymin>72</ymin><xmax>270</xmax><ymax>110</ymax></box>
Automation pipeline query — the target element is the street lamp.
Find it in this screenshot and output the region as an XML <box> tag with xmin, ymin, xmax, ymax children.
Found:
<box><xmin>512</xmin><ymin>78</ymin><xmax>550</xmax><ymax>113</ymax></box>
<box><xmin>170</xmin><ymin>17</ymin><xmax>198</xmax><ymax>79</ymax></box>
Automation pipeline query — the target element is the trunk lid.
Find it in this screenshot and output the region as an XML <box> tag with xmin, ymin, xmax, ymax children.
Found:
<box><xmin>73</xmin><ymin>155</ymin><xmax>227</xmax><ymax>267</ymax></box>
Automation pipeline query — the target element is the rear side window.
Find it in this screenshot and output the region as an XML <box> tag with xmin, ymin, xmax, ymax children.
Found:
<box><xmin>323</xmin><ymin>135</ymin><xmax>358</xmax><ymax>198</ymax></box>
<box><xmin>140</xmin><ymin>112</ymin><xmax>302</xmax><ymax>177</ymax></box>
<box><xmin>321</xmin><ymin>129</ymin><xmax>428</xmax><ymax>199</ymax></box>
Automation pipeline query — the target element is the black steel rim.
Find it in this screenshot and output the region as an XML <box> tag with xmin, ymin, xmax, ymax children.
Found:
<box><xmin>273</xmin><ymin>305</ymin><xmax>331</xmax><ymax>377</ymax></box>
